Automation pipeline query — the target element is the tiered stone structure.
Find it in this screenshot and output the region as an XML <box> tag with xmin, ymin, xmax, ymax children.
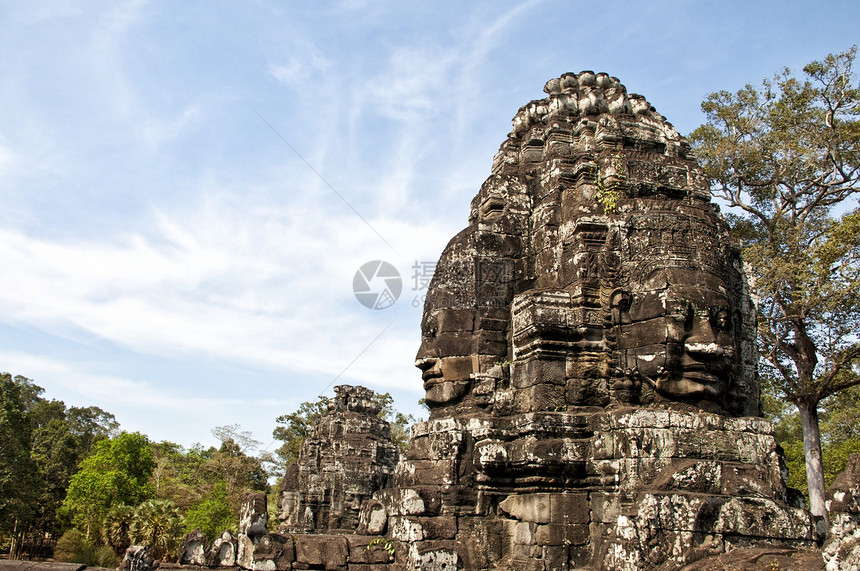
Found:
<box><xmin>153</xmin><ymin>72</ymin><xmax>824</xmax><ymax>571</ymax></box>
<box><xmin>369</xmin><ymin>71</ymin><xmax>816</xmax><ymax>570</ymax></box>
<box><xmin>278</xmin><ymin>385</ymin><xmax>399</xmax><ymax>533</ymax></box>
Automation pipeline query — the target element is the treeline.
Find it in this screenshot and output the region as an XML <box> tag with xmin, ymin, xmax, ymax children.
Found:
<box><xmin>0</xmin><ymin>373</ymin><xmax>414</xmax><ymax>566</ymax></box>
<box><xmin>0</xmin><ymin>373</ymin><xmax>269</xmax><ymax>566</ymax></box>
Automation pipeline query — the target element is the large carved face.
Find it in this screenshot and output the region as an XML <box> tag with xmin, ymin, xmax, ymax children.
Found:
<box><xmin>617</xmin><ymin>268</ymin><xmax>736</xmax><ymax>406</ymax></box>
<box><xmin>415</xmin><ymin>304</ymin><xmax>479</xmax><ymax>407</ymax></box>
<box><xmin>415</xmin><ymin>173</ymin><xmax>525</xmax><ymax>410</ymax></box>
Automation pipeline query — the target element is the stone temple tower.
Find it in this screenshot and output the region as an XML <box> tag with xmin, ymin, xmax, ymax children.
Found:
<box><xmin>366</xmin><ymin>71</ymin><xmax>815</xmax><ymax>570</ymax></box>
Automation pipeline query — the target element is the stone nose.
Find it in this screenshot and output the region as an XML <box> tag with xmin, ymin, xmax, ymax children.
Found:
<box><xmin>415</xmin><ymin>357</ymin><xmax>437</xmax><ymax>372</ymax></box>
<box><xmin>684</xmin><ymin>315</ymin><xmax>733</xmax><ymax>357</ymax></box>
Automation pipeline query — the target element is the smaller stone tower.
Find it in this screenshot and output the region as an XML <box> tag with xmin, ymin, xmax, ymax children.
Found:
<box><xmin>278</xmin><ymin>385</ymin><xmax>399</xmax><ymax>533</ymax></box>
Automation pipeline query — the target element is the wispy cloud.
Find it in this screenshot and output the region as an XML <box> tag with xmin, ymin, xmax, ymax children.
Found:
<box><xmin>2</xmin><ymin>0</ymin><xmax>856</xmax><ymax>448</ymax></box>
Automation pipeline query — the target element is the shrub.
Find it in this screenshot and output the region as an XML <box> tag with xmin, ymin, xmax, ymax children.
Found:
<box><xmin>54</xmin><ymin>529</ymin><xmax>94</xmax><ymax>564</ymax></box>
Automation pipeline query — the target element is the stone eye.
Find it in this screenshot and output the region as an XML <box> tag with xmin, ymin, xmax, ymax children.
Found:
<box><xmin>667</xmin><ymin>302</ymin><xmax>692</xmax><ymax>325</ymax></box>
<box><xmin>480</xmin><ymin>197</ymin><xmax>505</xmax><ymax>219</ymax></box>
<box><xmin>710</xmin><ymin>307</ymin><xmax>731</xmax><ymax>331</ymax></box>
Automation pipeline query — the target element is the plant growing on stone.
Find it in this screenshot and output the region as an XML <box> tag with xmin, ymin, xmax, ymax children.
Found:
<box><xmin>365</xmin><ymin>537</ymin><xmax>395</xmax><ymax>558</ymax></box>
<box><xmin>690</xmin><ymin>46</ymin><xmax>860</xmax><ymax>520</ymax></box>
<box><xmin>591</xmin><ymin>150</ymin><xmax>626</xmax><ymax>213</ymax></box>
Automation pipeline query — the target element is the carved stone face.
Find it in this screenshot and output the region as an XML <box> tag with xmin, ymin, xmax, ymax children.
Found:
<box><xmin>618</xmin><ymin>268</ymin><xmax>736</xmax><ymax>404</ymax></box>
<box><xmin>415</xmin><ymin>305</ymin><xmax>478</xmax><ymax>407</ymax></box>
<box><xmin>415</xmin><ymin>174</ymin><xmax>525</xmax><ymax>411</ymax></box>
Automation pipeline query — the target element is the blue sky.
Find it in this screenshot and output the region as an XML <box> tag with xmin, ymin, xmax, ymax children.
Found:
<box><xmin>1</xmin><ymin>1</ymin><xmax>857</xmax><ymax>452</ymax></box>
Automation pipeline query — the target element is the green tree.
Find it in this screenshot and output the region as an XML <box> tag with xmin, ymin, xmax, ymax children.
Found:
<box><xmin>206</xmin><ymin>437</ymin><xmax>268</xmax><ymax>498</ymax></box>
<box><xmin>183</xmin><ymin>482</ymin><xmax>236</xmax><ymax>540</ymax></box>
<box><xmin>65</xmin><ymin>405</ymin><xmax>119</xmax><ymax>455</ymax></box>
<box><xmin>129</xmin><ymin>499</ymin><xmax>184</xmax><ymax>561</ymax></box>
<box><xmin>62</xmin><ymin>432</ymin><xmax>155</xmax><ymax>539</ymax></box>
<box><xmin>0</xmin><ymin>374</ymin><xmax>39</xmax><ymax>557</ymax></box>
<box><xmin>102</xmin><ymin>504</ymin><xmax>133</xmax><ymax>555</ymax></box>
<box><xmin>690</xmin><ymin>46</ymin><xmax>860</xmax><ymax>519</ymax></box>
<box><xmin>148</xmin><ymin>435</ymin><xmax>266</xmax><ymax>539</ymax></box>
<box><xmin>272</xmin><ymin>396</ymin><xmax>329</xmax><ymax>470</ymax></box>
<box><xmin>373</xmin><ymin>392</ymin><xmax>417</xmax><ymax>452</ymax></box>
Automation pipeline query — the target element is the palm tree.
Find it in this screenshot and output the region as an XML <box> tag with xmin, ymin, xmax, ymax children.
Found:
<box><xmin>102</xmin><ymin>504</ymin><xmax>134</xmax><ymax>554</ymax></box>
<box><xmin>129</xmin><ymin>500</ymin><xmax>184</xmax><ymax>561</ymax></box>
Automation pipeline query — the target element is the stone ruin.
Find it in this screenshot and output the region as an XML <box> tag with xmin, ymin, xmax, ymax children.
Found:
<box><xmin>366</xmin><ymin>69</ymin><xmax>816</xmax><ymax>571</ymax></box>
<box><xmin>278</xmin><ymin>384</ymin><xmax>400</xmax><ymax>533</ymax></box>
<box><xmin>823</xmin><ymin>454</ymin><xmax>860</xmax><ymax>570</ymax></box>
<box><xmin>156</xmin><ymin>71</ymin><xmax>845</xmax><ymax>570</ymax></box>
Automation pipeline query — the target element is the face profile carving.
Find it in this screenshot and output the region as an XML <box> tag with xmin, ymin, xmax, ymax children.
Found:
<box><xmin>415</xmin><ymin>71</ymin><xmax>757</xmax><ymax>418</ymax></box>
<box><xmin>414</xmin><ymin>304</ymin><xmax>480</xmax><ymax>407</ymax></box>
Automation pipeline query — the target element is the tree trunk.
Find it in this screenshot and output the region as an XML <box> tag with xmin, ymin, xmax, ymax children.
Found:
<box><xmin>9</xmin><ymin>518</ymin><xmax>18</xmax><ymax>560</ymax></box>
<box><xmin>798</xmin><ymin>398</ymin><xmax>828</xmax><ymax>520</ymax></box>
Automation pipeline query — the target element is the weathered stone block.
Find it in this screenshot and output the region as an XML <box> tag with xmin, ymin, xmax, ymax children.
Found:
<box><xmin>345</xmin><ymin>536</ymin><xmax>393</xmax><ymax>565</ymax></box>
<box><xmin>206</xmin><ymin>530</ymin><xmax>238</xmax><ymax>567</ymax></box>
<box><xmin>121</xmin><ymin>546</ymin><xmax>154</xmax><ymax>571</ymax></box>
<box><xmin>551</xmin><ymin>493</ymin><xmax>589</xmax><ymax>524</ymax></box>
<box><xmin>239</xmin><ymin>492</ymin><xmax>269</xmax><ymax>537</ymax></box>
<box><xmin>177</xmin><ymin>529</ymin><xmax>207</xmax><ymax>566</ymax></box>
<box><xmin>512</xmin><ymin>521</ymin><xmax>537</xmax><ymax>544</ymax></box>
<box><xmin>590</xmin><ymin>492</ymin><xmax>620</xmax><ymax>523</ymax></box>
<box><xmin>388</xmin><ymin>516</ymin><xmax>424</xmax><ymax>542</ymax></box>
<box><xmin>294</xmin><ymin>535</ymin><xmax>348</xmax><ymax>570</ymax></box>
<box><xmin>357</xmin><ymin>499</ymin><xmax>387</xmax><ymax>535</ymax></box>
<box><xmin>416</xmin><ymin>516</ymin><xmax>457</xmax><ymax>539</ymax></box>
<box><xmin>236</xmin><ymin>533</ymin><xmax>255</xmax><ymax>570</ymax></box>
<box><xmin>500</xmin><ymin>494</ymin><xmax>552</xmax><ymax>524</ymax></box>
<box><xmin>376</xmin><ymin>488</ymin><xmax>426</xmax><ymax>516</ymax></box>
<box><xmin>525</xmin><ymin>383</ymin><xmax>565</xmax><ymax>412</ymax></box>
<box><xmin>535</xmin><ymin>523</ymin><xmax>589</xmax><ymax>546</ymax></box>
<box><xmin>409</xmin><ymin>540</ymin><xmax>458</xmax><ymax>571</ymax></box>
<box><xmin>252</xmin><ymin>533</ymin><xmax>294</xmax><ymax>570</ymax></box>
<box><xmin>542</xmin><ymin>545</ymin><xmax>569</xmax><ymax>570</ymax></box>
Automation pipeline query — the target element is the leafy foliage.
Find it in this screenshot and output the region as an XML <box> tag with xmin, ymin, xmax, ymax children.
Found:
<box><xmin>54</xmin><ymin>528</ymin><xmax>118</xmax><ymax>567</ymax></box>
<box><xmin>129</xmin><ymin>499</ymin><xmax>184</xmax><ymax>561</ymax></box>
<box><xmin>0</xmin><ymin>372</ymin><xmax>271</xmax><ymax>557</ymax></box>
<box><xmin>0</xmin><ymin>374</ymin><xmax>39</xmax><ymax>537</ymax></box>
<box><xmin>764</xmin><ymin>381</ymin><xmax>860</xmax><ymax>499</ymax></box>
<box><xmin>690</xmin><ymin>46</ymin><xmax>860</xmax><ymax>517</ymax></box>
<box><xmin>183</xmin><ymin>482</ymin><xmax>236</xmax><ymax>540</ymax></box>
<box><xmin>272</xmin><ymin>395</ymin><xmax>329</xmax><ymax>471</ymax></box>
<box><xmin>63</xmin><ymin>432</ymin><xmax>155</xmax><ymax>539</ymax></box>
<box><xmin>150</xmin><ymin>437</ymin><xmax>264</xmax><ymax>540</ymax></box>
<box><xmin>102</xmin><ymin>504</ymin><xmax>134</xmax><ymax>555</ymax></box>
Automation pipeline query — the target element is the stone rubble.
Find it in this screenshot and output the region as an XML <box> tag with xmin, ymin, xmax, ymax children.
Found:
<box><xmin>823</xmin><ymin>454</ymin><xmax>860</xmax><ymax>570</ymax></box>
<box><xmin>177</xmin><ymin>529</ymin><xmax>207</xmax><ymax>566</ymax></box>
